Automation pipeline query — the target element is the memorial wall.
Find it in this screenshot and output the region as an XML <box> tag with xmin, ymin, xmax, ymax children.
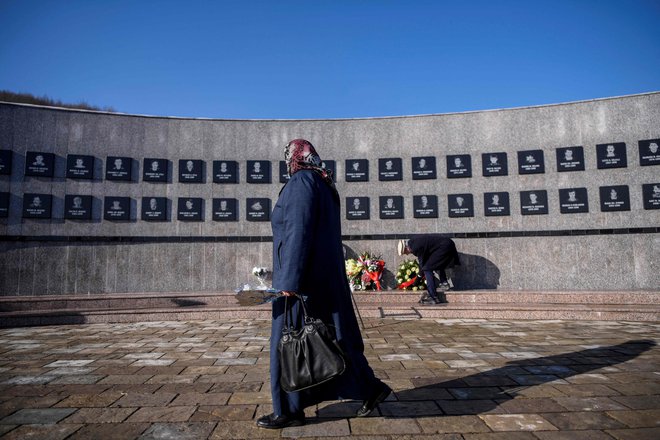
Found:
<box><xmin>0</xmin><ymin>92</ymin><xmax>658</xmax><ymax>295</ymax></box>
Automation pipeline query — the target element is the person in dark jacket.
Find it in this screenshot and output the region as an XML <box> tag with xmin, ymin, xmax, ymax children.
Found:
<box><xmin>257</xmin><ymin>139</ymin><xmax>391</xmax><ymax>429</ymax></box>
<box><xmin>398</xmin><ymin>235</ymin><xmax>460</xmax><ymax>304</ymax></box>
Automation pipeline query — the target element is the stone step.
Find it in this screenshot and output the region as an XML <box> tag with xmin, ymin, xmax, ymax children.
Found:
<box><xmin>1</xmin><ymin>292</ymin><xmax>659</xmax><ymax>327</ymax></box>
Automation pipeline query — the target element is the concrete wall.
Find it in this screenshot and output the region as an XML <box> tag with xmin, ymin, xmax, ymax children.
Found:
<box><xmin>0</xmin><ymin>93</ymin><xmax>659</xmax><ymax>294</ymax></box>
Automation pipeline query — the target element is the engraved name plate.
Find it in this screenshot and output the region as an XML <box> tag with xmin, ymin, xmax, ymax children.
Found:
<box><xmin>639</xmin><ymin>139</ymin><xmax>660</xmax><ymax>166</ymax></box>
<box><xmin>0</xmin><ymin>150</ymin><xmax>12</xmax><ymax>175</ymax></box>
<box><xmin>246</xmin><ymin>198</ymin><xmax>271</xmax><ymax>221</ymax></box>
<box><xmin>23</xmin><ymin>193</ymin><xmax>52</xmax><ymax>218</ymax></box>
<box><xmin>482</xmin><ymin>152</ymin><xmax>508</xmax><ymax>176</ymax></box>
<box><xmin>246</xmin><ymin>160</ymin><xmax>271</xmax><ymax>184</ymax></box>
<box><xmin>484</xmin><ymin>192</ymin><xmax>510</xmax><ymax>216</ymax></box>
<box><xmin>379</xmin><ymin>196</ymin><xmax>403</xmax><ymax>219</ymax></box>
<box><xmin>212</xmin><ymin>198</ymin><xmax>238</xmax><ymax>221</ymax></box>
<box><xmin>178</xmin><ymin>197</ymin><xmax>203</xmax><ymax>221</ymax></box>
<box><xmin>556</xmin><ymin>146</ymin><xmax>585</xmax><ymax>172</ymax></box>
<box><xmin>378</xmin><ymin>158</ymin><xmax>402</xmax><ymax>181</ymax></box>
<box><xmin>448</xmin><ymin>194</ymin><xmax>474</xmax><ymax>218</ymax></box>
<box><xmin>520</xmin><ymin>190</ymin><xmax>549</xmax><ymax>215</ymax></box>
<box><xmin>412</xmin><ymin>156</ymin><xmax>436</xmax><ymax>180</ymax></box>
<box><xmin>346</xmin><ymin>197</ymin><xmax>370</xmax><ymax>220</ymax></box>
<box><xmin>345</xmin><ymin>159</ymin><xmax>369</xmax><ymax>182</ymax></box>
<box><xmin>596</xmin><ymin>142</ymin><xmax>627</xmax><ymax>169</ymax></box>
<box><xmin>179</xmin><ymin>159</ymin><xmax>204</xmax><ymax>183</ymax></box>
<box><xmin>25</xmin><ymin>152</ymin><xmax>55</xmax><ymax>177</ymax></box>
<box><xmin>642</xmin><ymin>183</ymin><xmax>660</xmax><ymax>210</ymax></box>
<box><xmin>106</xmin><ymin>156</ymin><xmax>133</xmax><ymax>181</ymax></box>
<box><xmin>517</xmin><ymin>150</ymin><xmax>545</xmax><ymax>174</ymax></box>
<box><xmin>0</xmin><ymin>192</ymin><xmax>8</xmax><ymax>217</ymax></box>
<box><xmin>143</xmin><ymin>158</ymin><xmax>168</xmax><ymax>182</ymax></box>
<box><xmin>142</xmin><ymin>197</ymin><xmax>169</xmax><ymax>221</ymax></box>
<box><xmin>413</xmin><ymin>195</ymin><xmax>438</xmax><ymax>218</ymax></box>
<box><xmin>66</xmin><ymin>154</ymin><xmax>94</xmax><ymax>179</ymax></box>
<box><xmin>213</xmin><ymin>160</ymin><xmax>238</xmax><ymax>183</ymax></box>
<box><xmin>599</xmin><ymin>185</ymin><xmax>630</xmax><ymax>212</ymax></box>
<box><xmin>65</xmin><ymin>195</ymin><xmax>93</xmax><ymax>220</ymax></box>
<box><xmin>559</xmin><ymin>188</ymin><xmax>589</xmax><ymax>214</ymax></box>
<box><xmin>104</xmin><ymin>196</ymin><xmax>131</xmax><ymax>220</ymax></box>
<box><xmin>447</xmin><ymin>154</ymin><xmax>472</xmax><ymax>178</ymax></box>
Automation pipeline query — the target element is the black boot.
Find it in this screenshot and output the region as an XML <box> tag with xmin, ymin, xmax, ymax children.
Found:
<box><xmin>356</xmin><ymin>382</ymin><xmax>392</xmax><ymax>417</ymax></box>
<box><xmin>256</xmin><ymin>412</ymin><xmax>305</xmax><ymax>429</ymax></box>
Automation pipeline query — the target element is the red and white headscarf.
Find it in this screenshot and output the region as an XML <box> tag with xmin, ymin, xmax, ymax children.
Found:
<box><xmin>284</xmin><ymin>139</ymin><xmax>336</xmax><ymax>192</ymax></box>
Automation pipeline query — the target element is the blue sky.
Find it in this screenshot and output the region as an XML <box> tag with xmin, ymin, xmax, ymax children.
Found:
<box><xmin>1</xmin><ymin>0</ymin><xmax>659</xmax><ymax>119</ymax></box>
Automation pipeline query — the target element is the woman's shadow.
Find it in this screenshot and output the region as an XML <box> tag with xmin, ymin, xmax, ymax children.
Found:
<box><xmin>316</xmin><ymin>339</ymin><xmax>656</xmax><ymax>418</ymax></box>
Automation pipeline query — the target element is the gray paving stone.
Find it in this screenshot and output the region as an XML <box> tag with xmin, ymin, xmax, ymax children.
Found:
<box><xmin>1</xmin><ymin>408</ymin><xmax>77</xmax><ymax>424</ymax></box>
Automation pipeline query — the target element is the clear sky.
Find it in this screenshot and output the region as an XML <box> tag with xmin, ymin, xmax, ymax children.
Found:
<box><xmin>1</xmin><ymin>0</ymin><xmax>659</xmax><ymax>119</ymax></box>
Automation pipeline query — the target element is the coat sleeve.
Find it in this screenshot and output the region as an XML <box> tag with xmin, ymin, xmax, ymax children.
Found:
<box><xmin>277</xmin><ymin>172</ymin><xmax>318</xmax><ymax>292</ymax></box>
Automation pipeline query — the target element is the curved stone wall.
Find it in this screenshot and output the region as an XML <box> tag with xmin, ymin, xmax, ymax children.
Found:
<box><xmin>0</xmin><ymin>93</ymin><xmax>658</xmax><ymax>294</ymax></box>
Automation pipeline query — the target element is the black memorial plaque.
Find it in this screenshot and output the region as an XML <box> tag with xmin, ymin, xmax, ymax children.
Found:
<box><xmin>378</xmin><ymin>158</ymin><xmax>402</xmax><ymax>181</ymax></box>
<box><xmin>559</xmin><ymin>188</ymin><xmax>589</xmax><ymax>214</ymax></box>
<box><xmin>179</xmin><ymin>159</ymin><xmax>204</xmax><ymax>183</ymax></box>
<box><xmin>143</xmin><ymin>158</ymin><xmax>168</xmax><ymax>182</ymax></box>
<box><xmin>64</xmin><ymin>195</ymin><xmax>92</xmax><ymax>220</ymax></box>
<box><xmin>379</xmin><ymin>196</ymin><xmax>403</xmax><ymax>219</ymax></box>
<box><xmin>446</xmin><ymin>154</ymin><xmax>472</xmax><ymax>178</ymax></box>
<box><xmin>556</xmin><ymin>146</ymin><xmax>585</xmax><ymax>172</ymax></box>
<box><xmin>346</xmin><ymin>197</ymin><xmax>370</xmax><ymax>220</ymax></box>
<box><xmin>142</xmin><ymin>197</ymin><xmax>169</xmax><ymax>221</ymax></box>
<box><xmin>104</xmin><ymin>196</ymin><xmax>131</xmax><ymax>220</ymax></box>
<box><xmin>642</xmin><ymin>183</ymin><xmax>660</xmax><ymax>210</ymax></box>
<box><xmin>448</xmin><ymin>193</ymin><xmax>474</xmax><ymax>218</ymax></box>
<box><xmin>246</xmin><ymin>160</ymin><xmax>271</xmax><ymax>184</ymax></box>
<box><xmin>639</xmin><ymin>139</ymin><xmax>660</xmax><ymax>166</ymax></box>
<box><xmin>520</xmin><ymin>190</ymin><xmax>549</xmax><ymax>215</ymax></box>
<box><xmin>279</xmin><ymin>161</ymin><xmax>290</xmax><ymax>183</ymax></box>
<box><xmin>321</xmin><ymin>160</ymin><xmax>336</xmax><ymax>181</ymax></box>
<box><xmin>482</xmin><ymin>152</ymin><xmax>508</xmax><ymax>176</ymax></box>
<box><xmin>517</xmin><ymin>150</ymin><xmax>545</xmax><ymax>174</ymax></box>
<box><xmin>66</xmin><ymin>154</ymin><xmax>94</xmax><ymax>179</ymax></box>
<box><xmin>23</xmin><ymin>193</ymin><xmax>52</xmax><ymax>218</ymax></box>
<box><xmin>599</xmin><ymin>185</ymin><xmax>630</xmax><ymax>212</ymax></box>
<box><xmin>412</xmin><ymin>156</ymin><xmax>436</xmax><ymax>180</ymax></box>
<box><xmin>177</xmin><ymin>197</ymin><xmax>203</xmax><ymax>221</ymax></box>
<box><xmin>484</xmin><ymin>192</ymin><xmax>510</xmax><ymax>216</ymax></box>
<box><xmin>596</xmin><ymin>142</ymin><xmax>627</xmax><ymax>169</ymax></box>
<box><xmin>246</xmin><ymin>198</ymin><xmax>271</xmax><ymax>221</ymax></box>
<box><xmin>25</xmin><ymin>152</ymin><xmax>55</xmax><ymax>177</ymax></box>
<box><xmin>212</xmin><ymin>198</ymin><xmax>238</xmax><ymax>221</ymax></box>
<box><xmin>0</xmin><ymin>192</ymin><xmax>9</xmax><ymax>218</ymax></box>
<box><xmin>0</xmin><ymin>150</ymin><xmax>13</xmax><ymax>175</ymax></box>
<box><xmin>212</xmin><ymin>160</ymin><xmax>238</xmax><ymax>183</ymax></box>
<box><xmin>345</xmin><ymin>159</ymin><xmax>368</xmax><ymax>182</ymax></box>
<box><xmin>106</xmin><ymin>156</ymin><xmax>132</xmax><ymax>181</ymax></box>
<box><xmin>413</xmin><ymin>195</ymin><xmax>438</xmax><ymax>218</ymax></box>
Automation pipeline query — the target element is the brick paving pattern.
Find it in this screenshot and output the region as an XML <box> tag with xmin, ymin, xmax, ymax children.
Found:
<box><xmin>0</xmin><ymin>318</ymin><xmax>658</xmax><ymax>439</ymax></box>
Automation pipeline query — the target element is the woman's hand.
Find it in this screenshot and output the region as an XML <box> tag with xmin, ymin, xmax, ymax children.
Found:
<box><xmin>281</xmin><ymin>291</ymin><xmax>296</xmax><ymax>297</ymax></box>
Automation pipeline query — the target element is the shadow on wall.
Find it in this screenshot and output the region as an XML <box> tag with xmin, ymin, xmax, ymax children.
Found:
<box><xmin>451</xmin><ymin>252</ymin><xmax>501</xmax><ymax>290</ymax></box>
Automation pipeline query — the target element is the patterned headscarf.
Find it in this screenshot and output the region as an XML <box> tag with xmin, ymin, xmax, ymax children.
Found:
<box><xmin>284</xmin><ymin>139</ymin><xmax>336</xmax><ymax>192</ymax></box>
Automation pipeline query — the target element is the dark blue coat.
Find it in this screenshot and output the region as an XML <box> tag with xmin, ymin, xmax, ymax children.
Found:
<box><xmin>269</xmin><ymin>170</ymin><xmax>380</xmax><ymax>416</ymax></box>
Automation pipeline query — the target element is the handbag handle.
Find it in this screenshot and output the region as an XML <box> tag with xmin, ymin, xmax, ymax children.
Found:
<box><xmin>282</xmin><ymin>293</ymin><xmax>313</xmax><ymax>332</ymax></box>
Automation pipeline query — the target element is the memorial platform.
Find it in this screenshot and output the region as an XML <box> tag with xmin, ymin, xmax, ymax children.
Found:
<box><xmin>0</xmin><ymin>317</ymin><xmax>658</xmax><ymax>439</ymax></box>
<box><xmin>1</xmin><ymin>290</ymin><xmax>659</xmax><ymax>328</ymax></box>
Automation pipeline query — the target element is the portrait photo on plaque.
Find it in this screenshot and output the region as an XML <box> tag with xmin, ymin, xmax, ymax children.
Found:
<box><xmin>0</xmin><ymin>192</ymin><xmax>10</xmax><ymax>218</ymax></box>
<box><xmin>177</xmin><ymin>197</ymin><xmax>204</xmax><ymax>221</ymax></box>
<box><xmin>379</xmin><ymin>196</ymin><xmax>403</xmax><ymax>219</ymax></box>
<box><xmin>346</xmin><ymin>196</ymin><xmax>370</xmax><ymax>220</ymax></box>
<box><xmin>23</xmin><ymin>193</ymin><xmax>52</xmax><ymax>219</ymax></box>
<box><xmin>556</xmin><ymin>146</ymin><xmax>585</xmax><ymax>172</ymax></box>
<box><xmin>345</xmin><ymin>159</ymin><xmax>369</xmax><ymax>182</ymax></box>
<box><xmin>279</xmin><ymin>161</ymin><xmax>291</xmax><ymax>183</ymax></box>
<box><xmin>642</xmin><ymin>183</ymin><xmax>660</xmax><ymax>210</ymax></box>
<box><xmin>447</xmin><ymin>193</ymin><xmax>474</xmax><ymax>218</ymax></box>
<box><xmin>25</xmin><ymin>151</ymin><xmax>55</xmax><ymax>177</ymax></box>
<box><xmin>212</xmin><ymin>198</ymin><xmax>238</xmax><ymax>221</ymax></box>
<box><xmin>446</xmin><ymin>154</ymin><xmax>472</xmax><ymax>178</ymax></box>
<box><xmin>66</xmin><ymin>154</ymin><xmax>94</xmax><ymax>179</ymax></box>
<box><xmin>482</xmin><ymin>152</ymin><xmax>508</xmax><ymax>177</ymax></box>
<box><xmin>320</xmin><ymin>160</ymin><xmax>336</xmax><ymax>181</ymax></box>
<box><xmin>0</xmin><ymin>150</ymin><xmax>13</xmax><ymax>175</ymax></box>
<box><xmin>599</xmin><ymin>185</ymin><xmax>630</xmax><ymax>212</ymax></box>
<box><xmin>412</xmin><ymin>156</ymin><xmax>437</xmax><ymax>180</ymax></box>
<box><xmin>212</xmin><ymin>160</ymin><xmax>238</xmax><ymax>183</ymax></box>
<box><xmin>105</xmin><ymin>156</ymin><xmax>133</xmax><ymax>181</ymax></box>
<box><xmin>378</xmin><ymin>158</ymin><xmax>402</xmax><ymax>181</ymax></box>
<box><xmin>246</xmin><ymin>197</ymin><xmax>271</xmax><ymax>221</ymax></box>
<box><xmin>559</xmin><ymin>188</ymin><xmax>589</xmax><ymax>214</ymax></box>
<box><xmin>638</xmin><ymin>139</ymin><xmax>660</xmax><ymax>166</ymax></box>
<box><xmin>596</xmin><ymin>142</ymin><xmax>627</xmax><ymax>169</ymax></box>
<box><xmin>142</xmin><ymin>197</ymin><xmax>169</xmax><ymax>221</ymax></box>
<box><xmin>484</xmin><ymin>191</ymin><xmax>510</xmax><ymax>216</ymax></box>
<box><xmin>520</xmin><ymin>190</ymin><xmax>549</xmax><ymax>215</ymax></box>
<box><xmin>143</xmin><ymin>158</ymin><xmax>169</xmax><ymax>182</ymax></box>
<box><xmin>246</xmin><ymin>160</ymin><xmax>271</xmax><ymax>184</ymax></box>
<box><xmin>517</xmin><ymin>149</ymin><xmax>545</xmax><ymax>174</ymax></box>
<box><xmin>413</xmin><ymin>195</ymin><xmax>438</xmax><ymax>218</ymax></box>
<box><xmin>178</xmin><ymin>159</ymin><xmax>205</xmax><ymax>183</ymax></box>
<box><xmin>104</xmin><ymin>196</ymin><xmax>131</xmax><ymax>220</ymax></box>
<box><xmin>64</xmin><ymin>195</ymin><xmax>93</xmax><ymax>220</ymax></box>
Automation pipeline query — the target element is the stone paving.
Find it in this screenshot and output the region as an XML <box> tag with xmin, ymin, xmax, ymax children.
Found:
<box><xmin>0</xmin><ymin>317</ymin><xmax>659</xmax><ymax>439</ymax></box>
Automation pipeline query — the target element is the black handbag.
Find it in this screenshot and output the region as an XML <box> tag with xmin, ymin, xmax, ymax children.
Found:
<box><xmin>278</xmin><ymin>295</ymin><xmax>346</xmax><ymax>392</ymax></box>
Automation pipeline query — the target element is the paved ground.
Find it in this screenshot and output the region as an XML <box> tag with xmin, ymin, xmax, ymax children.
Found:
<box><xmin>0</xmin><ymin>317</ymin><xmax>659</xmax><ymax>439</ymax></box>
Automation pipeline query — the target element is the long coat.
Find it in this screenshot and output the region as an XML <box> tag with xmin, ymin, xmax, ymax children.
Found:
<box><xmin>270</xmin><ymin>169</ymin><xmax>378</xmax><ymax>415</ymax></box>
<box><xmin>408</xmin><ymin>234</ymin><xmax>460</xmax><ymax>272</ymax></box>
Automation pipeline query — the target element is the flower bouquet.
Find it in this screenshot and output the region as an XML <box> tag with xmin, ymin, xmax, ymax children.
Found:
<box><xmin>252</xmin><ymin>266</ymin><xmax>270</xmax><ymax>289</ymax></box>
<box><xmin>396</xmin><ymin>259</ymin><xmax>427</xmax><ymax>291</ymax></box>
<box><xmin>345</xmin><ymin>252</ymin><xmax>386</xmax><ymax>291</ymax></box>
